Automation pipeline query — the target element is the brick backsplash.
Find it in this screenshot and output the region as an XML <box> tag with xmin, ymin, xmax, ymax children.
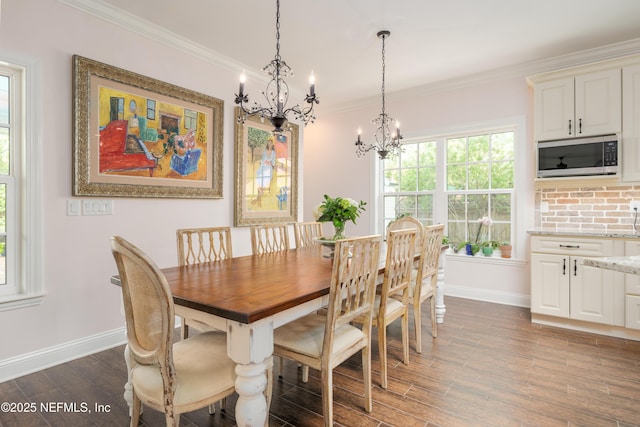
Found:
<box><xmin>537</xmin><ymin>185</ymin><xmax>640</xmax><ymax>231</ymax></box>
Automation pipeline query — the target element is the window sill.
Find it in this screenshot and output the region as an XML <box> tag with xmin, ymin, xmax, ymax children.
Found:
<box><xmin>445</xmin><ymin>251</ymin><xmax>527</xmax><ymax>266</ymax></box>
<box><xmin>0</xmin><ymin>292</ymin><xmax>47</xmax><ymax>312</ymax></box>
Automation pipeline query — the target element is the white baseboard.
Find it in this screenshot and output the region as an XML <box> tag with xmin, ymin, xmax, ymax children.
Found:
<box><xmin>0</xmin><ymin>327</ymin><xmax>127</xmax><ymax>383</ymax></box>
<box><xmin>444</xmin><ymin>284</ymin><xmax>531</xmax><ymax>308</ymax></box>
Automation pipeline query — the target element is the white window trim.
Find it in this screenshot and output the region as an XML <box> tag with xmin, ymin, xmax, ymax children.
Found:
<box><xmin>376</xmin><ymin>116</ymin><xmax>527</xmax><ymax>260</ymax></box>
<box><xmin>0</xmin><ymin>50</ymin><xmax>44</xmax><ymax>311</ymax></box>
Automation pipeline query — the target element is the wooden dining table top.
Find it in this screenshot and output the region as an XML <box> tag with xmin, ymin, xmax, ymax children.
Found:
<box><xmin>111</xmin><ymin>243</ymin><xmax>447</xmax><ymax>326</ymax></box>
<box><xmin>168</xmin><ymin>247</ymin><xmax>341</xmax><ymax>324</ymax></box>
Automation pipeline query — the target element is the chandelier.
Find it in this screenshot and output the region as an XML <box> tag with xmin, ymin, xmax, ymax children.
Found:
<box><xmin>234</xmin><ymin>0</ymin><xmax>319</xmax><ymax>133</ymax></box>
<box><xmin>355</xmin><ymin>30</ymin><xmax>403</xmax><ymax>160</ymax></box>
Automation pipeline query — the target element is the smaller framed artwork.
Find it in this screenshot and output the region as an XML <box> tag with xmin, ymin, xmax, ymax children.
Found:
<box><xmin>234</xmin><ymin>107</ymin><xmax>298</xmax><ymax>226</ymax></box>
<box><xmin>72</xmin><ymin>55</ymin><xmax>223</xmax><ymax>198</ymax></box>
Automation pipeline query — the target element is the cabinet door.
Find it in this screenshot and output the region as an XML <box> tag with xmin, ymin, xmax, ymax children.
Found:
<box><xmin>534</xmin><ymin>77</ymin><xmax>574</xmax><ymax>141</ymax></box>
<box><xmin>622</xmin><ymin>64</ymin><xmax>640</xmax><ymax>182</ymax></box>
<box><xmin>624</xmin><ymin>240</ymin><xmax>640</xmax><ymax>294</ymax></box>
<box><xmin>575</xmin><ymin>69</ymin><xmax>621</xmax><ymax>137</ymax></box>
<box><xmin>570</xmin><ymin>256</ymin><xmax>624</xmax><ymax>326</ymax></box>
<box><xmin>625</xmin><ymin>295</ymin><xmax>640</xmax><ymax>330</ymax></box>
<box><xmin>531</xmin><ymin>253</ymin><xmax>570</xmax><ymax>317</ymax></box>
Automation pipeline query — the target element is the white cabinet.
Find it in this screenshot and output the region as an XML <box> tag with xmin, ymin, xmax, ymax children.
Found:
<box><xmin>623</xmin><ymin>240</ymin><xmax>640</xmax><ymax>329</ymax></box>
<box><xmin>534</xmin><ymin>69</ymin><xmax>621</xmax><ymax>141</ymax></box>
<box><xmin>530</xmin><ymin>253</ymin><xmax>569</xmax><ymax>317</ymax></box>
<box><xmin>621</xmin><ymin>64</ymin><xmax>640</xmax><ymax>182</ymax></box>
<box><xmin>530</xmin><ymin>235</ymin><xmax>624</xmax><ymax>326</ymax></box>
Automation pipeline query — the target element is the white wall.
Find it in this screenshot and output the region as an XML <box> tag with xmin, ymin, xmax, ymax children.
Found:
<box><xmin>0</xmin><ymin>0</ymin><xmax>288</xmax><ymax>371</ymax></box>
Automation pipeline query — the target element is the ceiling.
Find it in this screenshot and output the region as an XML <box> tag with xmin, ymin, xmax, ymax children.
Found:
<box><xmin>97</xmin><ymin>0</ymin><xmax>640</xmax><ymax>109</ymax></box>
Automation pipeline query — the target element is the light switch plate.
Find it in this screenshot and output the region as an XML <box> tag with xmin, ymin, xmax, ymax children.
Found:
<box><xmin>540</xmin><ymin>201</ymin><xmax>549</xmax><ymax>213</ymax></box>
<box><xmin>67</xmin><ymin>199</ymin><xmax>81</xmax><ymax>216</ymax></box>
<box><xmin>82</xmin><ymin>200</ymin><xmax>113</xmax><ymax>215</ymax></box>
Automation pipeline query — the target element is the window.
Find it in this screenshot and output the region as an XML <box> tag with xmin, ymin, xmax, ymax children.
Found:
<box><xmin>381</xmin><ymin>128</ymin><xmax>515</xmax><ymax>253</ymax></box>
<box><xmin>446</xmin><ymin>131</ymin><xmax>515</xmax><ymax>246</ymax></box>
<box><xmin>382</xmin><ymin>140</ymin><xmax>437</xmax><ymax>228</ymax></box>
<box><xmin>0</xmin><ymin>55</ymin><xmax>44</xmax><ymax>310</ymax></box>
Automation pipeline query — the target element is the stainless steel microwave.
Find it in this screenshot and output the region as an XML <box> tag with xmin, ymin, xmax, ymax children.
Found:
<box><xmin>536</xmin><ymin>134</ymin><xmax>618</xmax><ymax>178</ymax></box>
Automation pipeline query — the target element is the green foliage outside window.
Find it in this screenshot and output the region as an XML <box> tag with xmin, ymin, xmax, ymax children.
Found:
<box><xmin>381</xmin><ymin>130</ymin><xmax>515</xmax><ymax>251</ymax></box>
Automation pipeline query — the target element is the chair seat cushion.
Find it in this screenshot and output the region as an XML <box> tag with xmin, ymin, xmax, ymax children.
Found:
<box><xmin>274</xmin><ymin>313</ymin><xmax>365</xmax><ymax>359</ymax></box>
<box><xmin>131</xmin><ymin>331</ymin><xmax>236</xmax><ymax>409</ymax></box>
<box><xmin>409</xmin><ymin>270</ymin><xmax>435</xmax><ymax>300</ymax></box>
<box><xmin>373</xmin><ymin>294</ymin><xmax>405</xmax><ymax>317</ymax></box>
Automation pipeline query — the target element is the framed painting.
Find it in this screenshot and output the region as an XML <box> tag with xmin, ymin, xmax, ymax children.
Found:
<box><xmin>234</xmin><ymin>107</ymin><xmax>298</xmax><ymax>226</ymax></box>
<box><xmin>72</xmin><ymin>55</ymin><xmax>223</xmax><ymax>198</ymax></box>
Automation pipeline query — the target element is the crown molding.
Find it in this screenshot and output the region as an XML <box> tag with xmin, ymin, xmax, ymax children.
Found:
<box><xmin>329</xmin><ymin>37</ymin><xmax>640</xmax><ymax>114</ymax></box>
<box><xmin>56</xmin><ymin>0</ymin><xmax>270</xmax><ymax>85</ymax></box>
<box><xmin>56</xmin><ymin>0</ymin><xmax>640</xmax><ymax>114</ymax></box>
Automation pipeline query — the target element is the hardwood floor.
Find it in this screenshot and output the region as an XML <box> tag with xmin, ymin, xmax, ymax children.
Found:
<box><xmin>1</xmin><ymin>296</ymin><xmax>640</xmax><ymax>426</ymax></box>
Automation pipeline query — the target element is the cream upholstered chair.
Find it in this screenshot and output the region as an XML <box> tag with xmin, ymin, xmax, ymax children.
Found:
<box><xmin>364</xmin><ymin>227</ymin><xmax>416</xmax><ymax>389</ymax></box>
<box><xmin>408</xmin><ymin>224</ymin><xmax>445</xmax><ymax>352</ymax></box>
<box><xmin>110</xmin><ymin>236</ymin><xmax>236</xmax><ymax>427</ymax></box>
<box><xmin>176</xmin><ymin>227</ymin><xmax>233</xmax><ymax>339</ymax></box>
<box><xmin>273</xmin><ymin>235</ymin><xmax>382</xmax><ymax>427</ymax></box>
<box><xmin>250</xmin><ymin>223</ymin><xmax>290</xmax><ymax>255</ymax></box>
<box><xmin>293</xmin><ymin>221</ymin><xmax>323</xmax><ymax>248</ymax></box>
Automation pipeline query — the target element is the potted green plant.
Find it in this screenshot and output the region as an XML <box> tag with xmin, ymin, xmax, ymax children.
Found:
<box><xmin>313</xmin><ymin>194</ymin><xmax>366</xmax><ymax>241</ymax></box>
<box><xmin>481</xmin><ymin>240</ymin><xmax>500</xmax><ymax>256</ymax></box>
<box><xmin>458</xmin><ymin>241</ymin><xmax>480</xmax><ymax>256</ymax></box>
<box><xmin>500</xmin><ymin>241</ymin><xmax>512</xmax><ymax>258</ymax></box>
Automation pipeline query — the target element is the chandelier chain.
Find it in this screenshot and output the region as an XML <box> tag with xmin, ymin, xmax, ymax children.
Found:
<box><xmin>275</xmin><ymin>0</ymin><xmax>281</xmax><ymax>61</ymax></box>
<box><xmin>381</xmin><ymin>32</ymin><xmax>386</xmax><ymax>118</ymax></box>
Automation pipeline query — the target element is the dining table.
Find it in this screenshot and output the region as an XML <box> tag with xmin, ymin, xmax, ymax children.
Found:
<box><xmin>111</xmin><ymin>242</ymin><xmax>448</xmax><ymax>426</ymax></box>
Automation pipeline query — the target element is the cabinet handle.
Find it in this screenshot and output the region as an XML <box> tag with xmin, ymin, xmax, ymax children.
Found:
<box><xmin>574</xmin><ymin>259</ymin><xmax>577</xmax><ymax>276</ymax></box>
<box><xmin>578</xmin><ymin>118</ymin><xmax>582</xmax><ymax>134</ymax></box>
<box><xmin>563</xmin><ymin>258</ymin><xmax>566</xmax><ymax>275</ymax></box>
<box><xmin>559</xmin><ymin>244</ymin><xmax>580</xmax><ymax>248</ymax></box>
<box><xmin>568</xmin><ymin>119</ymin><xmax>572</xmax><ymax>135</ymax></box>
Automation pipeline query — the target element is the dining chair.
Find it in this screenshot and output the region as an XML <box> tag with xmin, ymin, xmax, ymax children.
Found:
<box><xmin>387</xmin><ymin>215</ymin><xmax>424</xmax><ymax>254</ymax></box>
<box><xmin>250</xmin><ymin>223</ymin><xmax>291</xmax><ymax>255</ymax></box>
<box><xmin>176</xmin><ymin>226</ymin><xmax>233</xmax><ymax>266</ymax></box>
<box><xmin>364</xmin><ymin>227</ymin><xmax>416</xmax><ymax>389</ymax></box>
<box><xmin>293</xmin><ymin>221</ymin><xmax>323</xmax><ymax>248</ymax></box>
<box><xmin>273</xmin><ymin>235</ymin><xmax>382</xmax><ymax>427</ymax></box>
<box><xmin>110</xmin><ymin>236</ymin><xmax>236</xmax><ymax>427</ymax></box>
<box><xmin>176</xmin><ymin>226</ymin><xmax>233</xmax><ymax>339</ymax></box>
<box><xmin>408</xmin><ymin>223</ymin><xmax>445</xmax><ymax>353</ymax></box>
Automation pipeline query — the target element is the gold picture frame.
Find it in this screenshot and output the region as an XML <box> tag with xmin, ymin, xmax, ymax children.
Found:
<box><xmin>72</xmin><ymin>55</ymin><xmax>223</xmax><ymax>198</ymax></box>
<box><xmin>234</xmin><ymin>107</ymin><xmax>298</xmax><ymax>226</ymax></box>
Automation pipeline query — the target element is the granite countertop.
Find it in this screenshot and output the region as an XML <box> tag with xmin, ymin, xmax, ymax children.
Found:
<box><xmin>528</xmin><ymin>228</ymin><xmax>640</xmax><ymax>239</ymax></box>
<box><xmin>583</xmin><ymin>256</ymin><xmax>640</xmax><ymax>275</ymax></box>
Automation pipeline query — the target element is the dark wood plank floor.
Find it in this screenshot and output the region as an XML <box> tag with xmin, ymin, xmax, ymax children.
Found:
<box><xmin>2</xmin><ymin>296</ymin><xmax>640</xmax><ymax>426</ymax></box>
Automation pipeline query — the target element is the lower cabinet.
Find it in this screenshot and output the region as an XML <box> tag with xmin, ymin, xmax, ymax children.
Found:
<box><xmin>530</xmin><ymin>253</ymin><xmax>623</xmax><ymax>325</ymax></box>
<box><xmin>624</xmin><ymin>240</ymin><xmax>640</xmax><ymax>330</ymax></box>
<box><xmin>530</xmin><ymin>235</ymin><xmax>625</xmax><ymax>327</ymax></box>
<box><xmin>625</xmin><ymin>295</ymin><xmax>640</xmax><ymax>330</ymax></box>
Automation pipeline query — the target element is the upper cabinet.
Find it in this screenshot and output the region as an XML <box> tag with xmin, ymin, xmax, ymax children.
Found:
<box><xmin>622</xmin><ymin>64</ymin><xmax>640</xmax><ymax>182</ymax></box>
<box><xmin>534</xmin><ymin>69</ymin><xmax>622</xmax><ymax>141</ymax></box>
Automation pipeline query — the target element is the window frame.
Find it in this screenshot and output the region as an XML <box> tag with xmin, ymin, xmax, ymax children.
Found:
<box><xmin>0</xmin><ymin>52</ymin><xmax>44</xmax><ymax>311</ymax></box>
<box><xmin>378</xmin><ymin>120</ymin><xmax>522</xmax><ymax>258</ymax></box>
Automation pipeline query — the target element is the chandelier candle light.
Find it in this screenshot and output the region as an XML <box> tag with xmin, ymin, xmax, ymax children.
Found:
<box><xmin>355</xmin><ymin>30</ymin><xmax>403</xmax><ymax>159</ymax></box>
<box><xmin>234</xmin><ymin>0</ymin><xmax>319</xmax><ymax>133</ymax></box>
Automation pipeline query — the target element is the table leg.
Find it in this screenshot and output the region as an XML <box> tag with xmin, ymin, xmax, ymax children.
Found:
<box><xmin>227</xmin><ymin>320</ymin><xmax>273</xmax><ymax>427</ymax></box>
<box><xmin>123</xmin><ymin>344</ymin><xmax>133</xmax><ymax>415</ymax></box>
<box><xmin>436</xmin><ymin>252</ymin><xmax>446</xmax><ymax>324</ymax></box>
